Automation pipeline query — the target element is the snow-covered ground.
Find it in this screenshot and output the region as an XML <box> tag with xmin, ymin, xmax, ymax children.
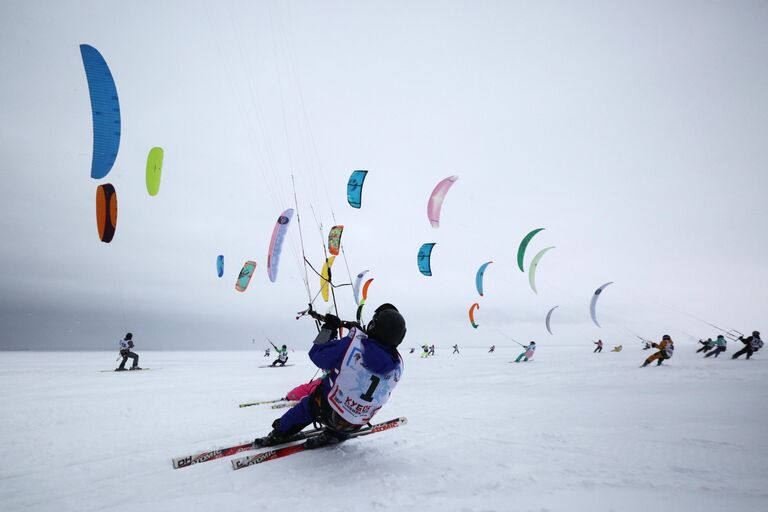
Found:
<box><xmin>1</xmin><ymin>344</ymin><xmax>766</xmax><ymax>512</ymax></box>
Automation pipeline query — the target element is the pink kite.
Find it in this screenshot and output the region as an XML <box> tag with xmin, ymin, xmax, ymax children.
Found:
<box><xmin>427</xmin><ymin>175</ymin><xmax>458</xmax><ymax>228</ymax></box>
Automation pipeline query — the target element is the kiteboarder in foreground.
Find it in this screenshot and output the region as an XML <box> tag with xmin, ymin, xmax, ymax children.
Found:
<box><xmin>253</xmin><ymin>303</ymin><xmax>405</xmax><ymax>449</ymax></box>
<box><xmin>641</xmin><ymin>335</ymin><xmax>674</xmax><ymax>367</ymax></box>
<box><xmin>115</xmin><ymin>332</ymin><xmax>141</xmax><ymax>371</ymax></box>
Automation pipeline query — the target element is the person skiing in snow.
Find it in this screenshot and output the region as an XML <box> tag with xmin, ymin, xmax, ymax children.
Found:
<box><xmin>270</xmin><ymin>343</ymin><xmax>289</xmax><ymax>367</ymax></box>
<box><xmin>428</xmin><ymin>344</ymin><xmax>435</xmax><ymax>356</ymax></box>
<box><xmin>515</xmin><ymin>341</ymin><xmax>536</xmax><ymax>362</ymax></box>
<box><xmin>696</xmin><ymin>338</ymin><xmax>714</xmax><ymax>354</ymax></box>
<box><xmin>594</xmin><ymin>339</ymin><xmax>603</xmax><ymax>353</ymax></box>
<box><xmin>488</xmin><ymin>345</ymin><xmax>495</xmax><ymax>353</ymax></box>
<box><xmin>115</xmin><ymin>332</ymin><xmax>141</xmax><ymax>371</ymax></box>
<box><xmin>452</xmin><ymin>344</ymin><xmax>459</xmax><ymax>354</ymax></box>
<box><xmin>253</xmin><ymin>303</ymin><xmax>405</xmax><ymax>450</ymax></box>
<box><xmin>641</xmin><ymin>335</ymin><xmax>674</xmax><ymax>367</ymax></box>
<box><xmin>704</xmin><ymin>335</ymin><xmax>727</xmax><ymax>358</ymax></box>
<box><xmin>285</xmin><ymin>377</ymin><xmax>324</xmax><ymax>402</ymax></box>
<box><xmin>732</xmin><ymin>331</ymin><xmax>763</xmax><ymax>360</ymax></box>
<box><xmin>420</xmin><ymin>345</ymin><xmax>429</xmax><ymax>358</ymax></box>
<box><xmin>264</xmin><ymin>347</ymin><xmax>271</xmax><ymax>357</ymax></box>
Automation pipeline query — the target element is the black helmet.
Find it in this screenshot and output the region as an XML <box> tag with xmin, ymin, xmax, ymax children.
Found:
<box><xmin>367</xmin><ymin>307</ymin><xmax>406</xmax><ymax>347</ymax></box>
<box><xmin>662</xmin><ymin>334</ymin><xmax>671</xmax><ymax>341</ymax></box>
<box><xmin>717</xmin><ymin>335</ymin><xmax>724</xmax><ymax>339</ymax></box>
<box><xmin>125</xmin><ymin>333</ymin><xmax>133</xmax><ymax>340</ymax></box>
<box><xmin>753</xmin><ymin>331</ymin><xmax>760</xmax><ymax>337</ymax></box>
<box><xmin>374</xmin><ymin>303</ymin><xmax>399</xmax><ymax>314</ymax></box>
<box><xmin>282</xmin><ymin>344</ymin><xmax>287</xmax><ymax>349</ymax></box>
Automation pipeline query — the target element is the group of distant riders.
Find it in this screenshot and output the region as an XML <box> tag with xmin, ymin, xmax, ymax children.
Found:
<box><xmin>694</xmin><ymin>331</ymin><xmax>763</xmax><ymax>360</ymax></box>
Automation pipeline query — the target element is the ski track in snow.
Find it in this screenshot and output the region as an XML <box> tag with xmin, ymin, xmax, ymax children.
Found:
<box><xmin>0</xmin><ymin>346</ymin><xmax>766</xmax><ymax>511</ymax></box>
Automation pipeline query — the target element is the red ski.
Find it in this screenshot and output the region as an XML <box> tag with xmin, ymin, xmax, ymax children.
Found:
<box><xmin>231</xmin><ymin>417</ymin><xmax>407</xmax><ymax>470</ymax></box>
<box><xmin>172</xmin><ymin>426</ymin><xmax>323</xmax><ymax>469</ymax></box>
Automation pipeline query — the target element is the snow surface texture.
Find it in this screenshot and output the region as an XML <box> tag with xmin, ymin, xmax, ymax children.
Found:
<box><xmin>0</xmin><ymin>345</ymin><xmax>766</xmax><ymax>512</ymax></box>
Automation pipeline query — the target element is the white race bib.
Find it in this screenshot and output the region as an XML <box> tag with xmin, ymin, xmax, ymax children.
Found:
<box><xmin>327</xmin><ymin>329</ymin><xmax>402</xmax><ymax>425</ymax></box>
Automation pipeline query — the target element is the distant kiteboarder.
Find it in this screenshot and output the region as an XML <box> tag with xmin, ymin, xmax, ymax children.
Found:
<box><xmin>488</xmin><ymin>345</ymin><xmax>496</xmax><ymax>353</ymax></box>
<box><xmin>428</xmin><ymin>344</ymin><xmax>435</xmax><ymax>356</ymax></box>
<box><xmin>452</xmin><ymin>344</ymin><xmax>460</xmax><ymax>354</ymax></box>
<box><xmin>641</xmin><ymin>335</ymin><xmax>674</xmax><ymax>367</ymax></box>
<box><xmin>264</xmin><ymin>347</ymin><xmax>271</xmax><ymax>357</ymax></box>
<box><xmin>269</xmin><ymin>342</ymin><xmax>289</xmax><ymax>367</ymax></box>
<box><xmin>594</xmin><ymin>340</ymin><xmax>603</xmax><ymax>353</ymax></box>
<box><xmin>115</xmin><ymin>332</ymin><xmax>140</xmax><ymax>371</ymax></box>
<box><xmin>421</xmin><ymin>345</ymin><xmax>429</xmax><ymax>358</ymax></box>
<box><xmin>732</xmin><ymin>331</ymin><xmax>763</xmax><ymax>360</ymax></box>
<box><xmin>696</xmin><ymin>338</ymin><xmax>714</xmax><ymax>354</ymax></box>
<box><xmin>515</xmin><ymin>341</ymin><xmax>536</xmax><ymax>362</ymax></box>
<box><xmin>704</xmin><ymin>335</ymin><xmax>727</xmax><ymax>358</ymax></box>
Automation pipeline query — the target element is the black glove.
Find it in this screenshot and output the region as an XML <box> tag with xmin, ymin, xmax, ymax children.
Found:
<box><xmin>322</xmin><ymin>314</ymin><xmax>341</xmax><ymax>331</ymax></box>
<box><xmin>128</xmin><ymin>341</ymin><xmax>134</xmax><ymax>349</ymax></box>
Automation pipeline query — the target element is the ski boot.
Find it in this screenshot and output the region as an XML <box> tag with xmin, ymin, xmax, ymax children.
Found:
<box><xmin>253</xmin><ymin>420</ymin><xmax>293</xmax><ymax>448</ymax></box>
<box><xmin>114</xmin><ymin>368</ymin><xmax>127</xmax><ymax>372</ymax></box>
<box><xmin>304</xmin><ymin>430</ymin><xmax>344</xmax><ymax>450</ymax></box>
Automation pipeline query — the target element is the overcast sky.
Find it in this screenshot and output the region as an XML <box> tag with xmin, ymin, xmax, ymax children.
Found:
<box><xmin>1</xmin><ymin>0</ymin><xmax>766</xmax><ymax>350</ymax></box>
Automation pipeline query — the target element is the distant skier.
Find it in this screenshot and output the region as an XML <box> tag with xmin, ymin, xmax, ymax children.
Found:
<box><xmin>594</xmin><ymin>340</ymin><xmax>603</xmax><ymax>353</ymax></box>
<box><xmin>515</xmin><ymin>341</ymin><xmax>536</xmax><ymax>362</ymax></box>
<box><xmin>428</xmin><ymin>344</ymin><xmax>435</xmax><ymax>356</ymax></box>
<box><xmin>253</xmin><ymin>303</ymin><xmax>405</xmax><ymax>449</ymax></box>
<box><xmin>696</xmin><ymin>338</ymin><xmax>714</xmax><ymax>354</ymax></box>
<box><xmin>270</xmin><ymin>343</ymin><xmax>289</xmax><ymax>367</ymax></box>
<box><xmin>611</xmin><ymin>345</ymin><xmax>623</xmax><ymax>352</ymax></box>
<box><xmin>732</xmin><ymin>331</ymin><xmax>763</xmax><ymax>360</ymax></box>
<box><xmin>115</xmin><ymin>332</ymin><xmax>141</xmax><ymax>371</ymax></box>
<box><xmin>264</xmin><ymin>347</ymin><xmax>271</xmax><ymax>357</ymax></box>
<box><xmin>704</xmin><ymin>335</ymin><xmax>727</xmax><ymax>358</ymax></box>
<box><xmin>641</xmin><ymin>335</ymin><xmax>674</xmax><ymax>367</ymax></box>
<box><xmin>452</xmin><ymin>344</ymin><xmax>460</xmax><ymax>354</ymax></box>
<box><xmin>421</xmin><ymin>345</ymin><xmax>429</xmax><ymax>358</ymax></box>
<box><xmin>488</xmin><ymin>345</ymin><xmax>496</xmax><ymax>353</ymax></box>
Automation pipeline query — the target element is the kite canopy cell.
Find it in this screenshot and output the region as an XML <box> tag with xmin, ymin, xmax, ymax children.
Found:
<box><xmin>95</xmin><ymin>183</ymin><xmax>117</xmax><ymax>243</ymax></box>
<box><xmin>517</xmin><ymin>228</ymin><xmax>545</xmax><ymax>272</ymax></box>
<box><xmin>80</xmin><ymin>44</ymin><xmax>121</xmax><ymax>180</ymax></box>
<box><xmin>328</xmin><ymin>225</ymin><xmax>344</xmax><ymax>256</ymax></box>
<box><xmin>469</xmin><ymin>303</ymin><xmax>480</xmax><ymax>328</ymax></box>
<box><xmin>528</xmin><ymin>246</ymin><xmax>555</xmax><ymax>294</ymax></box>
<box><xmin>216</xmin><ymin>255</ymin><xmax>224</xmax><ymax>278</ymax></box>
<box><xmin>427</xmin><ymin>175</ymin><xmax>458</xmax><ymax>228</ymax></box>
<box><xmin>236</xmin><ymin>261</ymin><xmax>257</xmax><ymax>292</ymax></box>
<box><xmin>362</xmin><ymin>278</ymin><xmax>374</xmax><ymax>302</ymax></box>
<box><xmin>475</xmin><ymin>261</ymin><xmax>493</xmax><ymax>297</ymax></box>
<box><xmin>545</xmin><ymin>305</ymin><xmax>559</xmax><ymax>335</ymax></box>
<box><xmin>320</xmin><ymin>256</ymin><xmax>336</xmax><ymax>302</ymax></box>
<box><xmin>590</xmin><ymin>282</ymin><xmax>614</xmax><ymax>327</ymax></box>
<box><xmin>267</xmin><ymin>209</ymin><xmax>294</xmax><ymax>283</ymax></box>
<box><xmin>417</xmin><ymin>243</ymin><xmax>436</xmax><ymax>276</ymax></box>
<box><xmin>145</xmin><ymin>147</ymin><xmax>163</xmax><ymax>196</ymax></box>
<box><xmin>347</xmin><ymin>170</ymin><xmax>368</xmax><ymax>209</ymax></box>
<box><xmin>353</xmin><ymin>270</ymin><xmax>370</xmax><ymax>305</ymax></box>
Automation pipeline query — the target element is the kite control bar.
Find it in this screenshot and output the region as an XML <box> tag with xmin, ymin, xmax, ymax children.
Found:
<box><xmin>296</xmin><ymin>305</ymin><xmax>360</xmax><ymax>330</ymax></box>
